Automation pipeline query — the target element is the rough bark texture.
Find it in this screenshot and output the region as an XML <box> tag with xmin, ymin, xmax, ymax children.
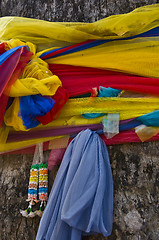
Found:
<box><xmin>0</xmin><ymin>1</ymin><xmax>159</xmax><ymax>240</ymax></box>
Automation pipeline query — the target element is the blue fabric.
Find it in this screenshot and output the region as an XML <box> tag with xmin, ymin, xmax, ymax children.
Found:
<box><xmin>20</xmin><ymin>95</ymin><xmax>55</xmax><ymax>129</ymax></box>
<box><xmin>98</xmin><ymin>87</ymin><xmax>121</xmax><ymax>97</ymax></box>
<box><xmin>0</xmin><ymin>45</ymin><xmax>29</xmax><ymax>65</ymax></box>
<box><xmin>41</xmin><ymin>40</ymin><xmax>107</xmax><ymax>59</ymax></box>
<box><xmin>82</xmin><ymin>87</ymin><xmax>121</xmax><ymax>119</ymax></box>
<box><xmin>119</xmin><ymin>119</ymin><xmax>142</xmax><ymax>131</ymax></box>
<box><xmin>131</xmin><ymin>26</ymin><xmax>159</xmax><ymax>38</ymax></box>
<box><xmin>40</xmin><ymin>46</ymin><xmax>66</xmax><ymax>58</ymax></box>
<box><xmin>36</xmin><ymin>129</ymin><xmax>113</xmax><ymax>240</ymax></box>
<box><xmin>137</xmin><ymin>110</ymin><xmax>159</xmax><ymax>126</ymax></box>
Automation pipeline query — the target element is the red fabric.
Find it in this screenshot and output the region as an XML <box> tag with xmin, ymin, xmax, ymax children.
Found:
<box><xmin>36</xmin><ymin>86</ymin><xmax>69</xmax><ymax>125</ymax></box>
<box><xmin>41</xmin><ymin>40</ymin><xmax>93</xmax><ymax>60</ymax></box>
<box><xmin>0</xmin><ymin>42</ymin><xmax>6</xmax><ymax>54</ymax></box>
<box><xmin>49</xmin><ymin>64</ymin><xmax>159</xmax><ymax>96</ymax></box>
<box><xmin>0</xmin><ymin>94</ymin><xmax>9</xmax><ymax>126</ymax></box>
<box><xmin>0</xmin><ymin>47</ymin><xmax>32</xmax><ymax>126</ymax></box>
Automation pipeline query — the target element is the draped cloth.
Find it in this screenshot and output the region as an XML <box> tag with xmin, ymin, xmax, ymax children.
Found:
<box><xmin>2</xmin><ymin>4</ymin><xmax>159</xmax><ymax>153</ymax></box>
<box><xmin>36</xmin><ymin>129</ymin><xmax>113</xmax><ymax>240</ymax></box>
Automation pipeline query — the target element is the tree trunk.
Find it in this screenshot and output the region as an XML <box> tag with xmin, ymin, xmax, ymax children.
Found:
<box><xmin>0</xmin><ymin>1</ymin><xmax>159</xmax><ymax>240</ymax></box>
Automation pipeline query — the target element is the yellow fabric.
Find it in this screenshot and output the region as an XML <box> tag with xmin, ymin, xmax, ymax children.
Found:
<box><xmin>0</xmin><ymin>127</ymin><xmax>10</xmax><ymax>144</ymax></box>
<box><xmin>0</xmin><ymin>4</ymin><xmax>159</xmax><ymax>51</ymax></box>
<box><xmin>59</xmin><ymin>97</ymin><xmax>159</xmax><ymax>118</ymax></box>
<box><xmin>0</xmin><ymin>17</ymin><xmax>97</xmax><ymax>51</ymax></box>
<box><xmin>44</xmin><ymin>115</ymin><xmax>105</xmax><ymax>128</ymax></box>
<box><xmin>8</xmin><ymin>76</ymin><xmax>61</xmax><ymax>97</ymax></box>
<box><xmin>4</xmin><ymin>98</ymin><xmax>26</xmax><ymax>131</ymax></box>
<box><xmin>0</xmin><ymin>135</ymin><xmax>63</xmax><ymax>153</ymax></box>
<box><xmin>21</xmin><ymin>57</ymin><xmax>51</xmax><ymax>79</ymax></box>
<box><xmin>6</xmin><ymin>39</ymin><xmax>36</xmax><ymax>55</ymax></box>
<box><xmin>46</xmin><ymin>37</ymin><xmax>159</xmax><ymax>78</ymax></box>
<box><xmin>4</xmin><ymin>97</ymin><xmax>159</xmax><ymax>131</ymax></box>
<box><xmin>4</xmin><ymin>57</ymin><xmax>62</xmax><ymax>97</ymax></box>
<box><xmin>3</xmin><ymin>100</ymin><xmax>104</xmax><ymax>132</ymax></box>
<box><xmin>75</xmin><ymin>4</ymin><xmax>159</xmax><ymax>39</ymax></box>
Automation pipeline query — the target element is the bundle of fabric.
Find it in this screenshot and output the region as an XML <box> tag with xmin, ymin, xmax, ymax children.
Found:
<box><xmin>1</xmin><ymin>4</ymin><xmax>159</xmax><ymax>153</ymax></box>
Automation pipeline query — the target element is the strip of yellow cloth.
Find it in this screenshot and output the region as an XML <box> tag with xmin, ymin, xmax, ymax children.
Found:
<box><xmin>46</xmin><ymin>37</ymin><xmax>159</xmax><ymax>78</ymax></box>
<box><xmin>0</xmin><ymin>4</ymin><xmax>159</xmax><ymax>51</ymax></box>
<box><xmin>4</xmin><ymin>97</ymin><xmax>159</xmax><ymax>131</ymax></box>
<box><xmin>0</xmin><ymin>135</ymin><xmax>63</xmax><ymax>153</ymax></box>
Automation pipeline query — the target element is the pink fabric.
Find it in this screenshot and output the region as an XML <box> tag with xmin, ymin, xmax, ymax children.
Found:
<box><xmin>48</xmin><ymin>148</ymin><xmax>66</xmax><ymax>170</ymax></box>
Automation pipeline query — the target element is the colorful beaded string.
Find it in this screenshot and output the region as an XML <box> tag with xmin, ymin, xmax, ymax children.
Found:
<box><xmin>26</xmin><ymin>163</ymin><xmax>39</xmax><ymax>217</ymax></box>
<box><xmin>28</xmin><ymin>164</ymin><xmax>39</xmax><ymax>202</ymax></box>
<box><xmin>20</xmin><ymin>143</ymin><xmax>48</xmax><ymax>218</ymax></box>
<box><xmin>37</xmin><ymin>163</ymin><xmax>48</xmax><ymax>216</ymax></box>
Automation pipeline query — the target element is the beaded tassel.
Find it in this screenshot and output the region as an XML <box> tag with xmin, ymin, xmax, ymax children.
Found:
<box><xmin>20</xmin><ymin>142</ymin><xmax>49</xmax><ymax>218</ymax></box>
<box><xmin>36</xmin><ymin>150</ymin><xmax>48</xmax><ymax>216</ymax></box>
<box><xmin>20</xmin><ymin>143</ymin><xmax>43</xmax><ymax>218</ymax></box>
<box><xmin>20</xmin><ymin>163</ymin><xmax>39</xmax><ymax>218</ymax></box>
<box><xmin>27</xmin><ymin>164</ymin><xmax>39</xmax><ymax>202</ymax></box>
<box><xmin>39</xmin><ymin>163</ymin><xmax>48</xmax><ymax>202</ymax></box>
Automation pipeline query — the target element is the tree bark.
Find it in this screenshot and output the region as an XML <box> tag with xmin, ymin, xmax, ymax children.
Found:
<box><xmin>0</xmin><ymin>1</ymin><xmax>159</xmax><ymax>240</ymax></box>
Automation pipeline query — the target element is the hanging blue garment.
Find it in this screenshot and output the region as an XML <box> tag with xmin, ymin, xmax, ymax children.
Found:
<box><xmin>36</xmin><ymin>129</ymin><xmax>113</xmax><ymax>240</ymax></box>
<box><xmin>82</xmin><ymin>87</ymin><xmax>121</xmax><ymax>119</ymax></box>
<box><xmin>20</xmin><ymin>95</ymin><xmax>55</xmax><ymax>129</ymax></box>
